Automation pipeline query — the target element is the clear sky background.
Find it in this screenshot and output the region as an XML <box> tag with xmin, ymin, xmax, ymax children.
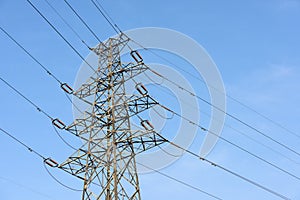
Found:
<box><xmin>0</xmin><ymin>0</ymin><xmax>300</xmax><ymax>200</ymax></box>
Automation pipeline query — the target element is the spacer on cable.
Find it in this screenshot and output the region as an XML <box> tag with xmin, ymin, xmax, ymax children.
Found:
<box><xmin>141</xmin><ymin>120</ymin><xmax>154</xmax><ymax>130</ymax></box>
<box><xmin>135</xmin><ymin>83</ymin><xmax>148</xmax><ymax>96</ymax></box>
<box><xmin>52</xmin><ymin>118</ymin><xmax>66</xmax><ymax>130</ymax></box>
<box><xmin>44</xmin><ymin>158</ymin><xmax>58</xmax><ymax>168</ymax></box>
<box><xmin>60</xmin><ymin>83</ymin><xmax>73</xmax><ymax>94</ymax></box>
<box><xmin>130</xmin><ymin>50</ymin><xmax>143</xmax><ymax>63</ymax></box>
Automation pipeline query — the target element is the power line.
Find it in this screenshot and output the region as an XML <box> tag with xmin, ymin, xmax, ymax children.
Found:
<box><xmin>140</xmin><ymin>72</ymin><xmax>300</xmax><ymax>165</ymax></box>
<box><xmin>0</xmin><ymin>73</ymin><xmax>115</xmax><ymax>155</ymax></box>
<box><xmin>0</xmin><ymin>76</ymin><xmax>53</xmax><ymax>120</ymax></box>
<box><xmin>0</xmin><ymin>121</ymin><xmax>291</xmax><ymax>200</ymax></box>
<box><xmin>43</xmin><ymin>0</ymin><xmax>91</xmax><ymax>49</ymax></box>
<box><xmin>155</xmin><ymin>133</ymin><xmax>291</xmax><ymax>200</ymax></box>
<box><xmin>86</xmin><ymin>0</ymin><xmax>300</xmax><ymax>160</ymax></box>
<box><xmin>147</xmin><ymin>67</ymin><xmax>300</xmax><ymax>157</ymax></box>
<box><xmin>0</xmin><ymin>176</ymin><xmax>58</xmax><ymax>200</ymax></box>
<box><xmin>125</xmin><ymin>96</ymin><xmax>293</xmax><ymax>198</ymax></box>
<box><xmin>137</xmin><ymin>162</ymin><xmax>223</xmax><ymax>200</ymax></box>
<box><xmin>0</xmin><ymin>26</ymin><xmax>62</xmax><ymax>85</ymax></box>
<box><xmin>1</xmin><ymin>48</ymin><xmax>294</xmax><ymax>198</ymax></box>
<box><xmin>0</xmin><ymin>26</ymin><xmax>89</xmax><ymax>115</ymax></box>
<box><xmin>2</xmin><ymin>1</ymin><xmax>296</xmax><ymax>198</ymax></box>
<box><xmin>49</xmin><ymin>0</ymin><xmax>277</xmax><ymax>164</ymax></box>
<box><xmin>26</xmin><ymin>0</ymin><xmax>97</xmax><ymax>74</ymax></box>
<box><xmin>0</xmin><ymin>126</ymin><xmax>222</xmax><ymax>199</ymax></box>
<box><xmin>0</xmin><ymin>127</ymin><xmax>82</xmax><ymax>192</ymax></box>
<box><xmin>43</xmin><ymin>162</ymin><xmax>82</xmax><ymax>192</ymax></box>
<box><xmin>89</xmin><ymin>0</ymin><xmax>135</xmax><ymax>52</ymax></box>
<box><xmin>52</xmin><ymin>125</ymin><xmax>78</xmax><ymax>151</ymax></box>
<box><xmin>0</xmin><ymin>127</ymin><xmax>46</xmax><ymax>160</ymax></box>
<box><xmin>90</xmin><ymin>0</ymin><xmax>121</xmax><ymax>34</ymax></box>
<box><xmin>0</xmin><ymin>26</ymin><xmax>75</xmax><ymax>96</ymax></box>
<box><xmin>229</xmin><ymin>96</ymin><xmax>300</xmax><ymax>140</ymax></box>
<box><xmin>63</xmin><ymin>0</ymin><xmax>103</xmax><ymax>44</ymax></box>
<box><xmin>128</xmin><ymin>37</ymin><xmax>300</xmax><ymax>141</ymax></box>
<box><xmin>156</xmin><ymin>102</ymin><xmax>300</xmax><ymax>182</ymax></box>
<box><xmin>0</xmin><ymin>75</ymin><xmax>68</xmax><ymax>132</ymax></box>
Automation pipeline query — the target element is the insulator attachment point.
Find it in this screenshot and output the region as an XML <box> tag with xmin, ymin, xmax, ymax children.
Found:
<box><xmin>141</xmin><ymin>120</ymin><xmax>154</xmax><ymax>130</ymax></box>
<box><xmin>130</xmin><ymin>50</ymin><xmax>143</xmax><ymax>63</ymax></box>
<box><xmin>135</xmin><ymin>83</ymin><xmax>148</xmax><ymax>96</ymax></box>
<box><xmin>44</xmin><ymin>158</ymin><xmax>58</xmax><ymax>168</ymax></box>
<box><xmin>52</xmin><ymin>118</ymin><xmax>66</xmax><ymax>129</ymax></box>
<box><xmin>61</xmin><ymin>83</ymin><xmax>73</xmax><ymax>94</ymax></box>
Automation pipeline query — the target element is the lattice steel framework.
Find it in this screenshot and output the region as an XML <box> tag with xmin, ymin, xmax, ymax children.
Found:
<box><xmin>59</xmin><ymin>34</ymin><xmax>166</xmax><ymax>200</ymax></box>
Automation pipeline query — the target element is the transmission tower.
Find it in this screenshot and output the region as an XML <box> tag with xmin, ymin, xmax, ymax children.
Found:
<box><xmin>59</xmin><ymin>33</ymin><xmax>166</xmax><ymax>200</ymax></box>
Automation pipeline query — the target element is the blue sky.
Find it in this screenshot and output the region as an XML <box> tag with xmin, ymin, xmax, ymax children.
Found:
<box><xmin>0</xmin><ymin>0</ymin><xmax>300</xmax><ymax>200</ymax></box>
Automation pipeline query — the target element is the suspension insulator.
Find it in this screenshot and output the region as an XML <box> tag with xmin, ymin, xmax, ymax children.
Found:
<box><xmin>52</xmin><ymin>118</ymin><xmax>66</xmax><ymax>130</ymax></box>
<box><xmin>135</xmin><ymin>83</ymin><xmax>148</xmax><ymax>95</ymax></box>
<box><xmin>60</xmin><ymin>83</ymin><xmax>73</xmax><ymax>94</ymax></box>
<box><xmin>44</xmin><ymin>158</ymin><xmax>58</xmax><ymax>168</ymax></box>
<box><xmin>141</xmin><ymin>120</ymin><xmax>154</xmax><ymax>130</ymax></box>
<box><xmin>130</xmin><ymin>50</ymin><xmax>143</xmax><ymax>63</ymax></box>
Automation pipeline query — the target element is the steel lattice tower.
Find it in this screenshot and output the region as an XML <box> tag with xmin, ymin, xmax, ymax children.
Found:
<box><xmin>59</xmin><ymin>34</ymin><xmax>166</xmax><ymax>200</ymax></box>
